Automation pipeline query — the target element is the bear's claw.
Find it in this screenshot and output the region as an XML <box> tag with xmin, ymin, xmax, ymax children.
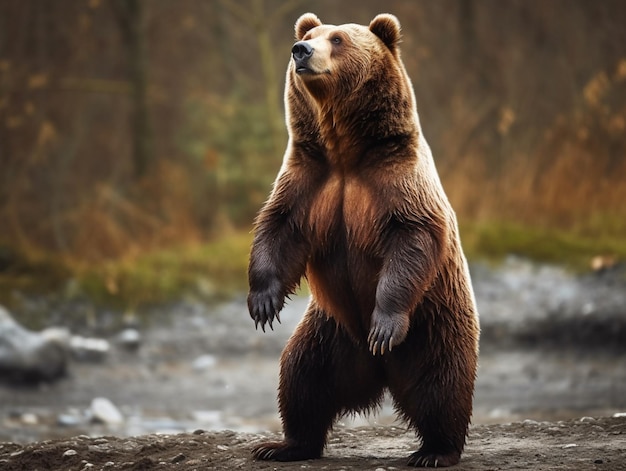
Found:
<box><xmin>367</xmin><ymin>310</ymin><xmax>409</xmax><ymax>355</ymax></box>
<box><xmin>407</xmin><ymin>450</ymin><xmax>460</xmax><ymax>467</ymax></box>
<box><xmin>252</xmin><ymin>441</ymin><xmax>321</xmax><ymax>462</ymax></box>
<box><xmin>248</xmin><ymin>280</ymin><xmax>284</xmax><ymax>332</ymax></box>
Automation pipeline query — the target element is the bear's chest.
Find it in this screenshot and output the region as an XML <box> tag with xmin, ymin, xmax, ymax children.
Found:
<box><xmin>307</xmin><ymin>174</ymin><xmax>383</xmax><ymax>249</ymax></box>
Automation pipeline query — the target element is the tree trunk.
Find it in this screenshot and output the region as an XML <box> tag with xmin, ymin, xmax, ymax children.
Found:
<box><xmin>115</xmin><ymin>0</ymin><xmax>153</xmax><ymax>180</ymax></box>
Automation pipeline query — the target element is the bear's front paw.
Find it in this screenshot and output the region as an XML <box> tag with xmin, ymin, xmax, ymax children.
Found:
<box><xmin>247</xmin><ymin>278</ymin><xmax>285</xmax><ymax>332</ymax></box>
<box><xmin>367</xmin><ymin>309</ymin><xmax>409</xmax><ymax>355</ymax></box>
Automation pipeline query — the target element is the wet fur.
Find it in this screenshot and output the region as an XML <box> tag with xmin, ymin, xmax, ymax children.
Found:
<box><xmin>248</xmin><ymin>12</ymin><xmax>479</xmax><ymax>468</ymax></box>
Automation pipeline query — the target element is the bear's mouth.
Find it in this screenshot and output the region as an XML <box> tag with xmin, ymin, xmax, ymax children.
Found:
<box><xmin>295</xmin><ymin>66</ymin><xmax>331</xmax><ymax>77</ymax></box>
<box><xmin>296</xmin><ymin>66</ymin><xmax>314</xmax><ymax>75</ymax></box>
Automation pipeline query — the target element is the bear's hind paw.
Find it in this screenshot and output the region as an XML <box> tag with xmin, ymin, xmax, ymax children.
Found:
<box><xmin>407</xmin><ymin>449</ymin><xmax>460</xmax><ymax>468</ymax></box>
<box><xmin>252</xmin><ymin>441</ymin><xmax>321</xmax><ymax>462</ymax></box>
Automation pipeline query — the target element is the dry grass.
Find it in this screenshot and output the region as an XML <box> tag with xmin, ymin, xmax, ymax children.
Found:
<box><xmin>2</xmin><ymin>20</ymin><xmax>625</xmax><ymax>307</ymax></box>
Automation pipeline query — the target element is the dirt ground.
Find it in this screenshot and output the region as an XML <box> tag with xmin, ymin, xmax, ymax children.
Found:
<box><xmin>1</xmin><ymin>259</ymin><xmax>626</xmax><ymax>469</ymax></box>
<box><xmin>1</xmin><ymin>416</ymin><xmax>625</xmax><ymax>470</ymax></box>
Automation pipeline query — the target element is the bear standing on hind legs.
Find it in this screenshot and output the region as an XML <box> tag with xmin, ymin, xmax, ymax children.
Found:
<box><xmin>247</xmin><ymin>12</ymin><xmax>480</xmax><ymax>468</ymax></box>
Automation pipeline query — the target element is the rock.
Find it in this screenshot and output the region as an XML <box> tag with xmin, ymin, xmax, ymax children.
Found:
<box><xmin>116</xmin><ymin>328</ymin><xmax>141</xmax><ymax>351</ymax></box>
<box><xmin>90</xmin><ymin>397</ymin><xmax>124</xmax><ymax>425</ymax></box>
<box><xmin>171</xmin><ymin>453</ymin><xmax>186</xmax><ymax>463</ymax></box>
<box><xmin>0</xmin><ymin>305</ymin><xmax>68</xmax><ymax>383</ymax></box>
<box><xmin>472</xmin><ymin>259</ymin><xmax>626</xmax><ymax>351</ymax></box>
<box><xmin>191</xmin><ymin>354</ymin><xmax>217</xmax><ymax>371</ymax></box>
<box><xmin>41</xmin><ymin>327</ymin><xmax>72</xmax><ymax>346</ymax></box>
<box><xmin>57</xmin><ymin>408</ymin><xmax>87</xmax><ymax>427</ymax></box>
<box><xmin>70</xmin><ymin>336</ymin><xmax>110</xmax><ymax>362</ymax></box>
<box><xmin>19</xmin><ymin>413</ymin><xmax>38</xmax><ymax>425</ymax></box>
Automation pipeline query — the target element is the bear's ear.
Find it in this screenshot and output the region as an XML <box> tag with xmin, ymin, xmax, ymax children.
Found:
<box><xmin>295</xmin><ymin>13</ymin><xmax>322</xmax><ymax>40</ymax></box>
<box><xmin>369</xmin><ymin>14</ymin><xmax>401</xmax><ymax>54</ymax></box>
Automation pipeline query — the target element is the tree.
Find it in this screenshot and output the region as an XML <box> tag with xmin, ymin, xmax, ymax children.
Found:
<box><xmin>218</xmin><ymin>0</ymin><xmax>307</xmax><ymax>156</ymax></box>
<box><xmin>112</xmin><ymin>0</ymin><xmax>153</xmax><ymax>180</ymax></box>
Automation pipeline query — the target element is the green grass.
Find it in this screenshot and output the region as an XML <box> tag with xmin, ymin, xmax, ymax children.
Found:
<box><xmin>460</xmin><ymin>221</ymin><xmax>626</xmax><ymax>271</ymax></box>
<box><xmin>0</xmin><ymin>232</ymin><xmax>254</xmax><ymax>311</ymax></box>
<box><xmin>2</xmin><ymin>221</ymin><xmax>625</xmax><ymax>313</ymax></box>
<box><xmin>77</xmin><ymin>231</ymin><xmax>254</xmax><ymax>308</ymax></box>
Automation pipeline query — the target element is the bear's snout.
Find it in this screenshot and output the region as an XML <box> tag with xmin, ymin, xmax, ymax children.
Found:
<box><xmin>292</xmin><ymin>41</ymin><xmax>313</xmax><ymax>60</ymax></box>
<box><xmin>292</xmin><ymin>41</ymin><xmax>314</xmax><ymax>72</ymax></box>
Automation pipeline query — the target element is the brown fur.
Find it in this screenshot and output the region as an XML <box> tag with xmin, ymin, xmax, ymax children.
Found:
<box><xmin>247</xmin><ymin>13</ymin><xmax>480</xmax><ymax>468</ymax></box>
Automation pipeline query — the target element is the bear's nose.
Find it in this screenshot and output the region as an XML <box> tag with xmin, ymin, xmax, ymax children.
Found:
<box><xmin>292</xmin><ymin>41</ymin><xmax>313</xmax><ymax>61</ymax></box>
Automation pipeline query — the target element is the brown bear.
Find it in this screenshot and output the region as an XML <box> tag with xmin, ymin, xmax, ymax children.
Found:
<box><xmin>247</xmin><ymin>12</ymin><xmax>480</xmax><ymax>468</ymax></box>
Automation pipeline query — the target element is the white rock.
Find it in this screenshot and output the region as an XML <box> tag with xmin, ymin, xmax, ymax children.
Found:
<box><xmin>0</xmin><ymin>305</ymin><xmax>68</xmax><ymax>381</ymax></box>
<box><xmin>57</xmin><ymin>408</ymin><xmax>86</xmax><ymax>427</ymax></box>
<box><xmin>20</xmin><ymin>413</ymin><xmax>39</xmax><ymax>425</ymax></box>
<box><xmin>70</xmin><ymin>336</ymin><xmax>110</xmax><ymax>362</ymax></box>
<box><xmin>90</xmin><ymin>397</ymin><xmax>124</xmax><ymax>425</ymax></box>
<box><xmin>192</xmin><ymin>354</ymin><xmax>217</xmax><ymax>371</ymax></box>
<box><xmin>116</xmin><ymin>328</ymin><xmax>141</xmax><ymax>351</ymax></box>
<box><xmin>41</xmin><ymin>327</ymin><xmax>71</xmax><ymax>346</ymax></box>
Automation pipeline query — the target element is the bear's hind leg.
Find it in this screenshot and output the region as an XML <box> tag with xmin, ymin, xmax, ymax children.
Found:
<box><xmin>387</xmin><ymin>346</ymin><xmax>475</xmax><ymax>467</ymax></box>
<box><xmin>395</xmin><ymin>382</ymin><xmax>468</xmax><ymax>468</ymax></box>
<box><xmin>253</xmin><ymin>306</ymin><xmax>385</xmax><ymax>462</ymax></box>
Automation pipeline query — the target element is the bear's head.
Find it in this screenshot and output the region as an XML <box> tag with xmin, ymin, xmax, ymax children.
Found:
<box><xmin>290</xmin><ymin>13</ymin><xmax>403</xmax><ymax>103</ymax></box>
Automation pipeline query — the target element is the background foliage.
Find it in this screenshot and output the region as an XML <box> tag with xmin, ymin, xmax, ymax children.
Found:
<box><xmin>1</xmin><ymin>0</ymin><xmax>625</xmax><ymax>305</ymax></box>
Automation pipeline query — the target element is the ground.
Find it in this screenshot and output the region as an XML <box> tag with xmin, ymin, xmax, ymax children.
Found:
<box><xmin>1</xmin><ymin>416</ymin><xmax>625</xmax><ymax>470</ymax></box>
<box><xmin>1</xmin><ymin>259</ymin><xmax>626</xmax><ymax>469</ymax></box>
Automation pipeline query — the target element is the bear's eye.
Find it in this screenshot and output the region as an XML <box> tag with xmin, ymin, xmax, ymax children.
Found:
<box><xmin>331</xmin><ymin>36</ymin><xmax>342</xmax><ymax>45</ymax></box>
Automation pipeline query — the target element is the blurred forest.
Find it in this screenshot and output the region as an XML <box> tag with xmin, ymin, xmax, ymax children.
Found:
<box><xmin>1</xmin><ymin>0</ymin><xmax>626</xmax><ymax>300</ymax></box>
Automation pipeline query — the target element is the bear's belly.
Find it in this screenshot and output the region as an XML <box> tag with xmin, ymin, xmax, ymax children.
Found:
<box><xmin>306</xmin><ymin>175</ymin><xmax>383</xmax><ymax>339</ymax></box>
<box><xmin>306</xmin><ymin>248</ymin><xmax>379</xmax><ymax>340</ymax></box>
<box><xmin>307</xmin><ymin>174</ymin><xmax>381</xmax><ymax>249</ymax></box>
